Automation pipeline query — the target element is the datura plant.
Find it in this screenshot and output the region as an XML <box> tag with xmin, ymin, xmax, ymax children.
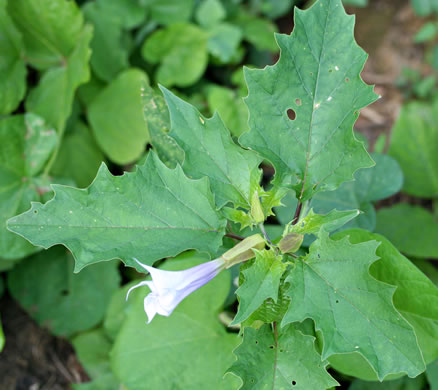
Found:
<box><xmin>7</xmin><ymin>0</ymin><xmax>438</xmax><ymax>388</ymax></box>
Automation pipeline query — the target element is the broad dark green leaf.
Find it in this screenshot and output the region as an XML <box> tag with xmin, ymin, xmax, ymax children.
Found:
<box><xmin>141</xmin><ymin>84</ymin><xmax>184</xmax><ymax>169</ymax></box>
<box><xmin>87</xmin><ymin>69</ymin><xmax>150</xmax><ymax>165</ymax></box>
<box><xmin>389</xmin><ymin>102</ymin><xmax>438</xmax><ymax>198</ymax></box>
<box><xmin>142</xmin><ymin>23</ymin><xmax>208</xmax><ymax>87</ymax></box>
<box><xmin>227</xmin><ymin>324</ymin><xmax>338</xmax><ymax>389</ymax></box>
<box><xmin>8</xmin><ymin>152</ymin><xmax>226</xmax><ymax>272</ymax></box>
<box><xmin>0</xmin><ymin>114</ymin><xmax>56</xmax><ymax>260</ymax></box>
<box><xmin>232</xmin><ymin>249</ymin><xmax>286</xmax><ymax>325</ymax></box>
<box><xmin>282</xmin><ymin>231</ymin><xmax>425</xmax><ymax>380</ymax></box>
<box><xmin>111</xmin><ymin>253</ymin><xmax>240</xmax><ymax>390</ymax></box>
<box><xmin>349</xmin><ymin>375</ymin><xmax>426</xmax><ymax>390</ymax></box>
<box><xmin>240</xmin><ymin>0</ymin><xmax>377</xmax><ymax>201</ymax></box>
<box><xmin>427</xmin><ymin>359</ymin><xmax>438</xmax><ymax>390</ymax></box>
<box><xmin>208</xmin><ymin>23</ymin><xmax>243</xmax><ymax>63</ymax></box>
<box><xmin>0</xmin><ymin>0</ymin><xmax>26</xmax><ymax>115</ymax></box>
<box><xmin>26</xmin><ymin>25</ymin><xmax>92</xmax><ymax>132</ymax></box>
<box><xmin>8</xmin><ymin>0</ymin><xmax>84</xmax><ymax>69</ymax></box>
<box><xmin>8</xmin><ymin>246</ymin><xmax>120</xmax><ymax>337</ymax></box>
<box><xmin>51</xmin><ymin>121</ymin><xmax>104</xmax><ymax>188</ymax></box>
<box><xmin>236</xmin><ymin>15</ymin><xmax>278</xmax><ymax>51</ymax></box>
<box><xmin>376</xmin><ymin>204</ymin><xmax>438</xmax><ymax>259</ymax></box>
<box><xmin>162</xmin><ymin>87</ymin><xmax>262</xmax><ymax>209</ymax></box>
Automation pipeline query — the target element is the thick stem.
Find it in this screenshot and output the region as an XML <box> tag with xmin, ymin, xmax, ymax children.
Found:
<box><xmin>291</xmin><ymin>201</ymin><xmax>303</xmax><ymax>225</ymax></box>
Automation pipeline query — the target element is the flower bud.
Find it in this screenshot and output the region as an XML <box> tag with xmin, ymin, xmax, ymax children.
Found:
<box><xmin>278</xmin><ymin>232</ymin><xmax>304</xmax><ymax>254</ymax></box>
<box><xmin>250</xmin><ymin>191</ymin><xmax>265</xmax><ymax>224</ymax></box>
<box><xmin>222</xmin><ymin>234</ymin><xmax>265</xmax><ymax>268</ymax></box>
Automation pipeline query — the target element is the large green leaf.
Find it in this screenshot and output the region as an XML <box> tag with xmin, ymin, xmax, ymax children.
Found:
<box><xmin>26</xmin><ymin>25</ymin><xmax>92</xmax><ymax>132</ymax></box>
<box><xmin>389</xmin><ymin>102</ymin><xmax>438</xmax><ymax>198</ymax></box>
<box><xmin>7</xmin><ymin>152</ymin><xmax>226</xmax><ymax>272</ymax></box>
<box><xmin>8</xmin><ymin>0</ymin><xmax>84</xmax><ymax>69</ymax></box>
<box><xmin>8</xmin><ymin>246</ymin><xmax>120</xmax><ymax>337</ymax></box>
<box><xmin>227</xmin><ymin>324</ymin><xmax>338</xmax><ymax>389</ymax></box>
<box><xmin>376</xmin><ymin>204</ymin><xmax>438</xmax><ymax>259</ymax></box>
<box><xmin>162</xmin><ymin>87</ymin><xmax>262</xmax><ymax>209</ymax></box>
<box><xmin>141</xmin><ymin>84</ymin><xmax>184</xmax><ymax>169</ymax></box>
<box><xmin>87</xmin><ymin>69</ymin><xmax>150</xmax><ymax>165</ymax></box>
<box><xmin>232</xmin><ymin>249</ymin><xmax>286</xmax><ymax>325</ymax></box>
<box><xmin>282</xmin><ymin>231</ymin><xmax>425</xmax><ymax>380</ymax></box>
<box><xmin>0</xmin><ymin>0</ymin><xmax>26</xmax><ymax>115</ymax></box>
<box><xmin>240</xmin><ymin>0</ymin><xmax>377</xmax><ymax>201</ymax></box>
<box><xmin>0</xmin><ymin>114</ymin><xmax>56</xmax><ymax>260</ymax></box>
<box><xmin>51</xmin><ymin>121</ymin><xmax>104</xmax><ymax>188</ymax></box>
<box><xmin>142</xmin><ymin>23</ymin><xmax>208</xmax><ymax>87</ymax></box>
<box><xmin>111</xmin><ymin>253</ymin><xmax>240</xmax><ymax>390</ymax></box>
<box><xmin>141</xmin><ymin>0</ymin><xmax>194</xmax><ymax>25</ymax></box>
<box><xmin>349</xmin><ymin>375</ymin><xmax>426</xmax><ymax>390</ymax></box>
<box><xmin>428</xmin><ymin>359</ymin><xmax>438</xmax><ymax>390</ymax></box>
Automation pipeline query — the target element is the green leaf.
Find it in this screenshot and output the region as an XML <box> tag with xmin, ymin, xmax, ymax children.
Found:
<box><xmin>236</xmin><ymin>16</ymin><xmax>278</xmax><ymax>52</ymax></box>
<box><xmin>411</xmin><ymin>0</ymin><xmax>438</xmax><ymax>16</ymax></box>
<box><xmin>227</xmin><ymin>324</ymin><xmax>338</xmax><ymax>389</ymax></box>
<box><xmin>51</xmin><ymin>121</ymin><xmax>104</xmax><ymax>188</ymax></box>
<box><xmin>376</xmin><ymin>204</ymin><xmax>438</xmax><ymax>259</ymax></box>
<box><xmin>8</xmin><ymin>246</ymin><xmax>120</xmax><ymax>337</ymax></box>
<box><xmin>141</xmin><ymin>83</ymin><xmax>184</xmax><ymax>169</ymax></box>
<box><xmin>232</xmin><ymin>249</ymin><xmax>286</xmax><ymax>325</ymax></box>
<box><xmin>94</xmin><ymin>0</ymin><xmax>145</xmax><ymax>29</ymax></box>
<box><xmin>111</xmin><ymin>253</ymin><xmax>240</xmax><ymax>390</ymax></box>
<box><xmin>162</xmin><ymin>87</ymin><xmax>262</xmax><ymax>209</ymax></box>
<box><xmin>195</xmin><ymin>0</ymin><xmax>226</xmax><ymax>28</ymax></box>
<box><xmin>414</xmin><ymin>22</ymin><xmax>438</xmax><ymax>43</ymax></box>
<box><xmin>87</xmin><ymin>69</ymin><xmax>150</xmax><ymax>165</ymax></box>
<box><xmin>8</xmin><ymin>0</ymin><xmax>84</xmax><ymax>69</ymax></box>
<box><xmin>26</xmin><ymin>25</ymin><xmax>92</xmax><ymax>132</ymax></box>
<box><xmin>349</xmin><ymin>375</ymin><xmax>426</xmax><ymax>390</ymax></box>
<box><xmin>141</xmin><ymin>0</ymin><xmax>194</xmax><ymax>25</ymax></box>
<box><xmin>0</xmin><ymin>114</ymin><xmax>56</xmax><ymax>260</ymax></box>
<box><xmin>0</xmin><ymin>0</ymin><xmax>26</xmax><ymax>115</ymax></box>
<box><xmin>142</xmin><ymin>23</ymin><xmax>208</xmax><ymax>87</ymax></box>
<box><xmin>207</xmin><ymin>85</ymin><xmax>249</xmax><ymax>137</ymax></box>
<box><xmin>8</xmin><ymin>152</ymin><xmax>226</xmax><ymax>272</ymax></box>
<box><xmin>427</xmin><ymin>359</ymin><xmax>438</xmax><ymax>390</ymax></box>
<box><xmin>389</xmin><ymin>101</ymin><xmax>438</xmax><ymax>198</ymax></box>
<box><xmin>282</xmin><ymin>230</ymin><xmax>425</xmax><ymax>380</ymax></box>
<box><xmin>240</xmin><ymin>0</ymin><xmax>377</xmax><ymax>201</ymax></box>
<box><xmin>207</xmin><ymin>23</ymin><xmax>243</xmax><ymax>63</ymax></box>
<box><xmin>0</xmin><ymin>314</ymin><xmax>4</xmax><ymax>352</ymax></box>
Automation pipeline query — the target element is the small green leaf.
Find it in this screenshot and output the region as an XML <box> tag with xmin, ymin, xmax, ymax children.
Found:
<box><xmin>427</xmin><ymin>359</ymin><xmax>438</xmax><ymax>390</ymax></box>
<box><xmin>142</xmin><ymin>23</ymin><xmax>208</xmax><ymax>87</ymax></box>
<box><xmin>141</xmin><ymin>83</ymin><xmax>184</xmax><ymax>168</ymax></box>
<box><xmin>0</xmin><ymin>314</ymin><xmax>4</xmax><ymax>352</ymax></box>
<box><xmin>376</xmin><ymin>204</ymin><xmax>438</xmax><ymax>259</ymax></box>
<box><xmin>8</xmin><ymin>0</ymin><xmax>84</xmax><ymax>69</ymax></box>
<box><xmin>195</xmin><ymin>0</ymin><xmax>226</xmax><ymax>28</ymax></box>
<box><xmin>8</xmin><ymin>152</ymin><xmax>226</xmax><ymax>272</ymax></box>
<box><xmin>111</xmin><ymin>253</ymin><xmax>240</xmax><ymax>390</ymax></box>
<box><xmin>236</xmin><ymin>15</ymin><xmax>278</xmax><ymax>52</ymax></box>
<box><xmin>87</xmin><ymin>69</ymin><xmax>150</xmax><ymax>165</ymax></box>
<box><xmin>282</xmin><ymin>231</ymin><xmax>425</xmax><ymax>380</ymax></box>
<box><xmin>207</xmin><ymin>23</ymin><xmax>243</xmax><ymax>63</ymax></box>
<box><xmin>0</xmin><ymin>0</ymin><xmax>26</xmax><ymax>115</ymax></box>
<box><xmin>8</xmin><ymin>246</ymin><xmax>120</xmax><ymax>337</ymax></box>
<box><xmin>51</xmin><ymin>121</ymin><xmax>104</xmax><ymax>188</ymax></box>
<box><xmin>227</xmin><ymin>324</ymin><xmax>338</xmax><ymax>389</ymax></box>
<box><xmin>206</xmin><ymin>85</ymin><xmax>249</xmax><ymax>137</ymax></box>
<box><xmin>389</xmin><ymin>101</ymin><xmax>438</xmax><ymax>198</ymax></box>
<box><xmin>141</xmin><ymin>0</ymin><xmax>194</xmax><ymax>25</ymax></box>
<box><xmin>232</xmin><ymin>249</ymin><xmax>286</xmax><ymax>325</ymax></box>
<box><xmin>240</xmin><ymin>0</ymin><xmax>377</xmax><ymax>201</ymax></box>
<box><xmin>162</xmin><ymin>87</ymin><xmax>262</xmax><ymax>209</ymax></box>
<box><xmin>26</xmin><ymin>25</ymin><xmax>92</xmax><ymax>132</ymax></box>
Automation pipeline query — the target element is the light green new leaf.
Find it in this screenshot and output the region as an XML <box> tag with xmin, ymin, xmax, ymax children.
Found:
<box><xmin>142</xmin><ymin>23</ymin><xmax>208</xmax><ymax>87</ymax></box>
<box><xmin>141</xmin><ymin>83</ymin><xmax>184</xmax><ymax>168</ymax></box>
<box><xmin>232</xmin><ymin>249</ymin><xmax>286</xmax><ymax>325</ymax></box>
<box><xmin>111</xmin><ymin>253</ymin><xmax>240</xmax><ymax>390</ymax></box>
<box><xmin>0</xmin><ymin>114</ymin><xmax>55</xmax><ymax>260</ymax></box>
<box><xmin>195</xmin><ymin>0</ymin><xmax>226</xmax><ymax>28</ymax></box>
<box><xmin>8</xmin><ymin>0</ymin><xmax>83</xmax><ymax>69</ymax></box>
<box><xmin>227</xmin><ymin>324</ymin><xmax>338</xmax><ymax>389</ymax></box>
<box><xmin>208</xmin><ymin>23</ymin><xmax>243</xmax><ymax>63</ymax></box>
<box><xmin>51</xmin><ymin>121</ymin><xmax>104</xmax><ymax>188</ymax></box>
<box><xmin>207</xmin><ymin>85</ymin><xmax>249</xmax><ymax>137</ymax></box>
<box><xmin>26</xmin><ymin>25</ymin><xmax>92</xmax><ymax>132</ymax></box>
<box><xmin>7</xmin><ymin>152</ymin><xmax>226</xmax><ymax>272</ymax></box>
<box><xmin>389</xmin><ymin>101</ymin><xmax>438</xmax><ymax>198</ymax></box>
<box><xmin>376</xmin><ymin>204</ymin><xmax>438</xmax><ymax>259</ymax></box>
<box><xmin>240</xmin><ymin>0</ymin><xmax>377</xmax><ymax>201</ymax></box>
<box><xmin>88</xmin><ymin>69</ymin><xmax>150</xmax><ymax>165</ymax></box>
<box><xmin>141</xmin><ymin>0</ymin><xmax>194</xmax><ymax>25</ymax></box>
<box><xmin>8</xmin><ymin>246</ymin><xmax>120</xmax><ymax>337</ymax></box>
<box><xmin>282</xmin><ymin>231</ymin><xmax>425</xmax><ymax>380</ymax></box>
<box><xmin>0</xmin><ymin>0</ymin><xmax>26</xmax><ymax>115</ymax></box>
<box><xmin>162</xmin><ymin>87</ymin><xmax>262</xmax><ymax>209</ymax></box>
<box><xmin>328</xmin><ymin>229</ymin><xmax>438</xmax><ymax>379</ymax></box>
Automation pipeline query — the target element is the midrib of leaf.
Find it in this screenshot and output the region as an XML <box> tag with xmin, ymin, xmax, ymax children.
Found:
<box><xmin>304</xmin><ymin>260</ymin><xmax>420</xmax><ymax>367</ymax></box>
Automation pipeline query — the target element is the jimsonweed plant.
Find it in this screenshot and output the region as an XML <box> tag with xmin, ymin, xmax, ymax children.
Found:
<box><xmin>6</xmin><ymin>0</ymin><xmax>438</xmax><ymax>388</ymax></box>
